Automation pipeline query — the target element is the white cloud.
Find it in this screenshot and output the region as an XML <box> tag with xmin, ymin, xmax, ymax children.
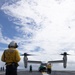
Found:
<box><xmin>1</xmin><ymin>0</ymin><xmax>75</xmax><ymax>70</ymax></box>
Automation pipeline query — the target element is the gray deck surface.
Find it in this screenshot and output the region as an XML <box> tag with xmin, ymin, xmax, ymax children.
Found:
<box><xmin>0</xmin><ymin>71</ymin><xmax>75</xmax><ymax>75</ymax></box>
<box><xmin>18</xmin><ymin>71</ymin><xmax>42</xmax><ymax>75</ymax></box>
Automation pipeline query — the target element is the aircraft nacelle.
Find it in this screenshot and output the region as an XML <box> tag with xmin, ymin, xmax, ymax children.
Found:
<box><xmin>63</xmin><ymin>55</ymin><xmax>67</xmax><ymax>68</ymax></box>
<box><xmin>24</xmin><ymin>56</ymin><xmax>28</xmax><ymax>68</ymax></box>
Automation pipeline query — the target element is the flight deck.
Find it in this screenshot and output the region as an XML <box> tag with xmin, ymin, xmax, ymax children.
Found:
<box><xmin>0</xmin><ymin>71</ymin><xmax>75</xmax><ymax>75</ymax></box>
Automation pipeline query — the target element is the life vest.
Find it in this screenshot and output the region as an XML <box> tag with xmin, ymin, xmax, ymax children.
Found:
<box><xmin>47</xmin><ymin>64</ymin><xmax>51</xmax><ymax>68</ymax></box>
<box><xmin>1</xmin><ymin>48</ymin><xmax>21</xmax><ymax>65</ymax></box>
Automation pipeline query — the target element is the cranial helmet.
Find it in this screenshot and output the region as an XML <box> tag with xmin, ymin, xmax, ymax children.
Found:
<box><xmin>47</xmin><ymin>63</ymin><xmax>51</xmax><ymax>65</ymax></box>
<box><xmin>8</xmin><ymin>41</ymin><xmax>18</xmax><ymax>48</ymax></box>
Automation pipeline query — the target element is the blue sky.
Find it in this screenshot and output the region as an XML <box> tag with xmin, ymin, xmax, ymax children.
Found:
<box><xmin>0</xmin><ymin>11</ymin><xmax>18</xmax><ymax>38</ymax></box>
<box><xmin>0</xmin><ymin>0</ymin><xmax>75</xmax><ymax>71</ymax></box>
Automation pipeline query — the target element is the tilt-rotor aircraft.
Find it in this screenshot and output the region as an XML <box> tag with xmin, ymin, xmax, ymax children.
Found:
<box><xmin>20</xmin><ymin>52</ymin><xmax>69</xmax><ymax>69</ymax></box>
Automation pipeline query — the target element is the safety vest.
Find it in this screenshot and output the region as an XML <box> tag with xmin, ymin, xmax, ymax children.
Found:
<box><xmin>47</xmin><ymin>64</ymin><xmax>51</xmax><ymax>69</ymax></box>
<box><xmin>1</xmin><ymin>48</ymin><xmax>21</xmax><ymax>65</ymax></box>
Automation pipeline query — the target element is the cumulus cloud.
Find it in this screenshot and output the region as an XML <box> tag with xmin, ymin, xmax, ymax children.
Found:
<box><xmin>0</xmin><ymin>0</ymin><xmax>75</xmax><ymax>70</ymax></box>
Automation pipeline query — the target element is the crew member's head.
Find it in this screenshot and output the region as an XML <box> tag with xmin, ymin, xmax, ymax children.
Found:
<box><xmin>8</xmin><ymin>41</ymin><xmax>18</xmax><ymax>48</ymax></box>
<box><xmin>47</xmin><ymin>63</ymin><xmax>51</xmax><ymax>65</ymax></box>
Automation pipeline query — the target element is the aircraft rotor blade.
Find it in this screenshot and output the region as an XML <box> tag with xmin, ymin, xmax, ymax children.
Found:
<box><xmin>60</xmin><ymin>52</ymin><xmax>70</xmax><ymax>55</ymax></box>
<box><xmin>24</xmin><ymin>53</ymin><xmax>34</xmax><ymax>56</ymax></box>
<box><xmin>20</xmin><ymin>53</ymin><xmax>34</xmax><ymax>56</ymax></box>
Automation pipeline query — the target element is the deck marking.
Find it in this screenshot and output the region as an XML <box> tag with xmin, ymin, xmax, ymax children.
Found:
<box><xmin>42</xmin><ymin>72</ymin><xmax>49</xmax><ymax>75</ymax></box>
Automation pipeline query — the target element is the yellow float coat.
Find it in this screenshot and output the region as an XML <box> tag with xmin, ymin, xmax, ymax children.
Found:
<box><xmin>1</xmin><ymin>48</ymin><xmax>21</xmax><ymax>64</ymax></box>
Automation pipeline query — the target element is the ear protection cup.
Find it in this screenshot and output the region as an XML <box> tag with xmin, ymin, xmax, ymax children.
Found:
<box><xmin>15</xmin><ymin>43</ymin><xmax>18</xmax><ymax>48</ymax></box>
<box><xmin>8</xmin><ymin>44</ymin><xmax>10</xmax><ymax>48</ymax></box>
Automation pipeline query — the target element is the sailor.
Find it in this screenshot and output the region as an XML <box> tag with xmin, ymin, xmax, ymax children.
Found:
<box><xmin>29</xmin><ymin>65</ymin><xmax>32</xmax><ymax>72</ymax></box>
<box><xmin>1</xmin><ymin>41</ymin><xmax>21</xmax><ymax>75</ymax></box>
<box><xmin>46</xmin><ymin>63</ymin><xmax>52</xmax><ymax>74</ymax></box>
